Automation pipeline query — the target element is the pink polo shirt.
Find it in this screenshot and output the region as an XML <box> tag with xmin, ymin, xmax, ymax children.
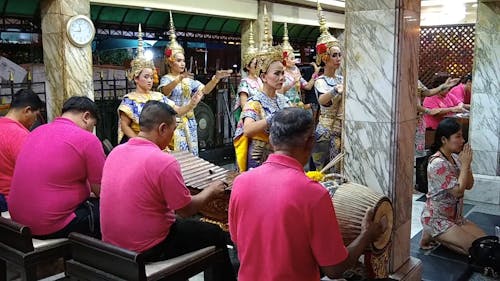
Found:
<box><xmin>229</xmin><ymin>153</ymin><xmax>348</xmax><ymax>281</ymax></box>
<box><xmin>0</xmin><ymin>117</ymin><xmax>29</xmax><ymax>198</ymax></box>
<box><xmin>423</xmin><ymin>93</ymin><xmax>461</xmax><ymax>130</ymax></box>
<box><xmin>100</xmin><ymin>138</ymin><xmax>191</xmax><ymax>253</ymax></box>
<box><xmin>448</xmin><ymin>83</ymin><xmax>470</xmax><ymax>104</ymax></box>
<box><xmin>8</xmin><ymin>117</ymin><xmax>105</xmax><ymax>235</ymax></box>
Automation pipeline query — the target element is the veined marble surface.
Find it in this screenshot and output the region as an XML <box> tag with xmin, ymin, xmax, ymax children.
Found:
<box><xmin>343</xmin><ymin>0</ymin><xmax>421</xmax><ymax>272</ymax></box>
<box><xmin>345</xmin><ymin>9</ymin><xmax>396</xmax><ymax>123</ymax></box>
<box><xmin>470</xmin><ymin>0</ymin><xmax>500</xmax><ymax>176</ymax></box>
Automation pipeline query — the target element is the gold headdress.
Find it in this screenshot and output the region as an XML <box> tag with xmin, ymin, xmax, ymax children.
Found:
<box><xmin>128</xmin><ymin>24</ymin><xmax>155</xmax><ymax>81</ymax></box>
<box><xmin>256</xmin><ymin>7</ymin><xmax>283</xmax><ymax>74</ymax></box>
<box><xmin>164</xmin><ymin>11</ymin><xmax>184</xmax><ymax>64</ymax></box>
<box><xmin>281</xmin><ymin>22</ymin><xmax>294</xmax><ymax>54</ymax></box>
<box><xmin>315</xmin><ymin>0</ymin><xmax>340</xmax><ymax>65</ymax></box>
<box><xmin>242</xmin><ymin>21</ymin><xmax>258</xmax><ymax>68</ymax></box>
<box><xmin>281</xmin><ymin>22</ymin><xmax>295</xmax><ymax>65</ymax></box>
<box><xmin>257</xmin><ymin>45</ymin><xmax>283</xmax><ymax>74</ymax></box>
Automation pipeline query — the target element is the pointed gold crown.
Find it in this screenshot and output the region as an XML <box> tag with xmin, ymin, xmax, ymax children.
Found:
<box><xmin>316</xmin><ymin>0</ymin><xmax>340</xmax><ymax>64</ymax></box>
<box><xmin>257</xmin><ymin>44</ymin><xmax>283</xmax><ymax>74</ymax></box>
<box><xmin>165</xmin><ymin>11</ymin><xmax>184</xmax><ymax>64</ymax></box>
<box><xmin>242</xmin><ymin>21</ymin><xmax>259</xmax><ymax>68</ymax></box>
<box><xmin>129</xmin><ymin>24</ymin><xmax>155</xmax><ymax>81</ymax></box>
<box><xmin>260</xmin><ymin>4</ymin><xmax>272</xmax><ymax>53</ymax></box>
<box><xmin>256</xmin><ymin>4</ymin><xmax>282</xmax><ymax>73</ymax></box>
<box><xmin>281</xmin><ymin>22</ymin><xmax>294</xmax><ymax>54</ymax></box>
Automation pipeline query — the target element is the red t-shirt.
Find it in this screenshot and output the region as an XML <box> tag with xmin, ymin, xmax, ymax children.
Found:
<box><xmin>8</xmin><ymin>117</ymin><xmax>105</xmax><ymax>235</ymax></box>
<box><xmin>100</xmin><ymin>138</ymin><xmax>191</xmax><ymax>253</ymax></box>
<box><xmin>229</xmin><ymin>154</ymin><xmax>348</xmax><ymax>281</ymax></box>
<box><xmin>0</xmin><ymin>117</ymin><xmax>29</xmax><ymax>198</ymax></box>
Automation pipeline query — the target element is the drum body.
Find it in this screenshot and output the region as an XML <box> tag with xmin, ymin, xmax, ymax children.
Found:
<box><xmin>332</xmin><ymin>182</ymin><xmax>394</xmax><ymax>253</ymax></box>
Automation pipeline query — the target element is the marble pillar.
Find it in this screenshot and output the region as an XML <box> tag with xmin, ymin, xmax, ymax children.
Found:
<box><xmin>41</xmin><ymin>0</ymin><xmax>94</xmax><ymax>121</ymax></box>
<box><xmin>466</xmin><ymin>0</ymin><xmax>500</xmax><ymax>204</ymax></box>
<box><xmin>343</xmin><ymin>0</ymin><xmax>422</xmax><ymax>279</ymax></box>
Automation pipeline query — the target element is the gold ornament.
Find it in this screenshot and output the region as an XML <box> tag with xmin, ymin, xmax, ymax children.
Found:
<box><xmin>242</xmin><ymin>21</ymin><xmax>259</xmax><ymax>68</ymax></box>
<box><xmin>164</xmin><ymin>10</ymin><xmax>184</xmax><ymax>64</ymax></box>
<box><xmin>281</xmin><ymin>22</ymin><xmax>294</xmax><ymax>54</ymax></box>
<box><xmin>128</xmin><ymin>24</ymin><xmax>155</xmax><ymax>81</ymax></box>
<box><xmin>256</xmin><ymin>5</ymin><xmax>283</xmax><ymax>73</ymax></box>
<box><xmin>315</xmin><ymin>0</ymin><xmax>340</xmax><ymax>65</ymax></box>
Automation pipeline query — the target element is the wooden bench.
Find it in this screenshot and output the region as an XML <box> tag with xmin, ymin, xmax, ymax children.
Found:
<box><xmin>66</xmin><ymin>232</ymin><xmax>225</xmax><ymax>281</ymax></box>
<box><xmin>0</xmin><ymin>216</ymin><xmax>70</xmax><ymax>281</ymax></box>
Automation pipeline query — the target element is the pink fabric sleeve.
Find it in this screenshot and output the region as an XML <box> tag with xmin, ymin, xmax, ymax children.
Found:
<box><xmin>85</xmin><ymin>137</ymin><xmax>106</xmax><ymax>185</ymax></box>
<box><xmin>423</xmin><ymin>96</ymin><xmax>439</xmax><ymax>109</ymax></box>
<box><xmin>159</xmin><ymin>160</ymin><xmax>192</xmax><ymax>211</ymax></box>
<box><xmin>310</xmin><ymin>191</ymin><xmax>349</xmax><ymax>266</ymax></box>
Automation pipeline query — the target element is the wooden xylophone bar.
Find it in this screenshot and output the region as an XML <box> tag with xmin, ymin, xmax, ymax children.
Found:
<box><xmin>169</xmin><ymin>151</ymin><xmax>236</xmax><ymax>230</ymax></box>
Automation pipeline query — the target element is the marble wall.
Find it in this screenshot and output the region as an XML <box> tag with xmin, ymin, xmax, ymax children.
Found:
<box><xmin>343</xmin><ymin>0</ymin><xmax>422</xmax><ymax>277</ymax></box>
<box><xmin>41</xmin><ymin>0</ymin><xmax>94</xmax><ymax>121</ymax></box>
<box><xmin>466</xmin><ymin>0</ymin><xmax>500</xmax><ymax>204</ymax></box>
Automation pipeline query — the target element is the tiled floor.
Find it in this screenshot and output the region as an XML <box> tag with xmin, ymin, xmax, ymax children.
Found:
<box><xmin>410</xmin><ymin>191</ymin><xmax>500</xmax><ymax>281</ymax></box>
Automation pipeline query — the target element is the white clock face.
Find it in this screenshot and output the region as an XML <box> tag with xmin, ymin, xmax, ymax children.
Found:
<box><xmin>67</xmin><ymin>16</ymin><xmax>95</xmax><ymax>47</ymax></box>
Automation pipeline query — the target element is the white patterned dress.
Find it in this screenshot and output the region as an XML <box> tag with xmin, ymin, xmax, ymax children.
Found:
<box><xmin>158</xmin><ymin>74</ymin><xmax>204</xmax><ymax>156</ymax></box>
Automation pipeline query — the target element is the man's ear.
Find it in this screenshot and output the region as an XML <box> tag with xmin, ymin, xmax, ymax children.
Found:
<box><xmin>22</xmin><ymin>106</ymin><xmax>32</xmax><ymax>114</ymax></box>
<box><xmin>82</xmin><ymin>111</ymin><xmax>92</xmax><ymax>121</ymax></box>
<box><xmin>158</xmin><ymin>122</ymin><xmax>167</xmax><ymax>135</ymax></box>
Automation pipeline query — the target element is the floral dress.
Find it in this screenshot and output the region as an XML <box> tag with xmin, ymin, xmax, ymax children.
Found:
<box><xmin>421</xmin><ymin>151</ymin><xmax>466</xmax><ymax>237</ymax></box>
<box><xmin>282</xmin><ymin>69</ymin><xmax>307</xmax><ymax>107</ymax></box>
<box><xmin>233</xmin><ymin>91</ymin><xmax>290</xmax><ymax>172</ymax></box>
<box><xmin>311</xmin><ymin>74</ymin><xmax>343</xmax><ymax>171</ymax></box>
<box><xmin>117</xmin><ymin>91</ymin><xmax>175</xmax><ymax>143</ymax></box>
<box><xmin>234</xmin><ymin>76</ymin><xmax>263</xmax><ymax>122</ymax></box>
<box><xmin>415</xmin><ymin>80</ymin><xmax>428</xmax><ymax>157</ymax></box>
<box><xmin>158</xmin><ymin>74</ymin><xmax>204</xmax><ymax>156</ymax></box>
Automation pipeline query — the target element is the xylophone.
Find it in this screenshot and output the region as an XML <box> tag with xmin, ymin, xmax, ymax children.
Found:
<box><xmin>170</xmin><ymin>151</ymin><xmax>237</xmax><ymax>230</ymax></box>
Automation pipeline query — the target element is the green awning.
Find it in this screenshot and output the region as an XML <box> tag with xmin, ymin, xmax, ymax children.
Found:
<box><xmin>1</xmin><ymin>0</ymin><xmax>334</xmax><ymax>43</ymax></box>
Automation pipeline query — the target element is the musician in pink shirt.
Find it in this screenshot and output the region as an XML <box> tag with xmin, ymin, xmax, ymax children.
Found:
<box><xmin>448</xmin><ymin>74</ymin><xmax>472</xmax><ymax>109</ymax></box>
<box><xmin>229</xmin><ymin>108</ymin><xmax>383</xmax><ymax>281</ymax></box>
<box><xmin>0</xmin><ymin>89</ymin><xmax>43</xmax><ymax>212</ymax></box>
<box><xmin>100</xmin><ymin>101</ymin><xmax>236</xmax><ymax>281</ymax></box>
<box><xmin>423</xmin><ymin>84</ymin><xmax>467</xmax><ymax>130</ymax></box>
<box><xmin>8</xmin><ymin>96</ymin><xmax>105</xmax><ymax>239</ymax></box>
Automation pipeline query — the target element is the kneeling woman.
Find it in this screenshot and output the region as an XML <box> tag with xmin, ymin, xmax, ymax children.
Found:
<box><xmin>233</xmin><ymin>46</ymin><xmax>290</xmax><ymax>172</ymax></box>
<box><xmin>420</xmin><ymin>118</ymin><xmax>485</xmax><ymax>254</ymax></box>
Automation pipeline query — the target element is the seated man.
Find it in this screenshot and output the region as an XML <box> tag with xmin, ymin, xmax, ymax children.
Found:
<box><xmin>8</xmin><ymin>96</ymin><xmax>105</xmax><ymax>239</ymax></box>
<box><xmin>229</xmin><ymin>107</ymin><xmax>383</xmax><ymax>281</ymax></box>
<box><xmin>100</xmin><ymin>101</ymin><xmax>236</xmax><ymax>281</ymax></box>
<box><xmin>0</xmin><ymin>89</ymin><xmax>44</xmax><ymax>212</ymax></box>
<box><xmin>448</xmin><ymin>73</ymin><xmax>472</xmax><ymax>110</ymax></box>
<box><xmin>423</xmin><ymin>75</ymin><xmax>467</xmax><ymax>130</ymax></box>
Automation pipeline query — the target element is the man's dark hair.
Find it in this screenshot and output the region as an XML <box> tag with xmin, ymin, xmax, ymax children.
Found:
<box><xmin>139</xmin><ymin>101</ymin><xmax>177</xmax><ymax>132</ymax></box>
<box><xmin>431</xmin><ymin>72</ymin><xmax>450</xmax><ymax>88</ymax></box>
<box><xmin>270</xmin><ymin>107</ymin><xmax>314</xmax><ymax>148</ymax></box>
<box><xmin>62</xmin><ymin>96</ymin><xmax>99</xmax><ymax>121</ymax></box>
<box><xmin>10</xmin><ymin>89</ymin><xmax>44</xmax><ymax>111</ymax></box>
<box><xmin>462</xmin><ymin>73</ymin><xmax>472</xmax><ymax>84</ymax></box>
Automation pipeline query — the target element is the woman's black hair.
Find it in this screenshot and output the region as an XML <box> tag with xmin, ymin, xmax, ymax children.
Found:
<box><xmin>430</xmin><ymin>118</ymin><xmax>462</xmax><ymax>154</ymax></box>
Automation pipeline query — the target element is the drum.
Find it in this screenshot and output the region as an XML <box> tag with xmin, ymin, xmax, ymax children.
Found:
<box><xmin>332</xmin><ymin>182</ymin><xmax>394</xmax><ymax>253</ymax></box>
